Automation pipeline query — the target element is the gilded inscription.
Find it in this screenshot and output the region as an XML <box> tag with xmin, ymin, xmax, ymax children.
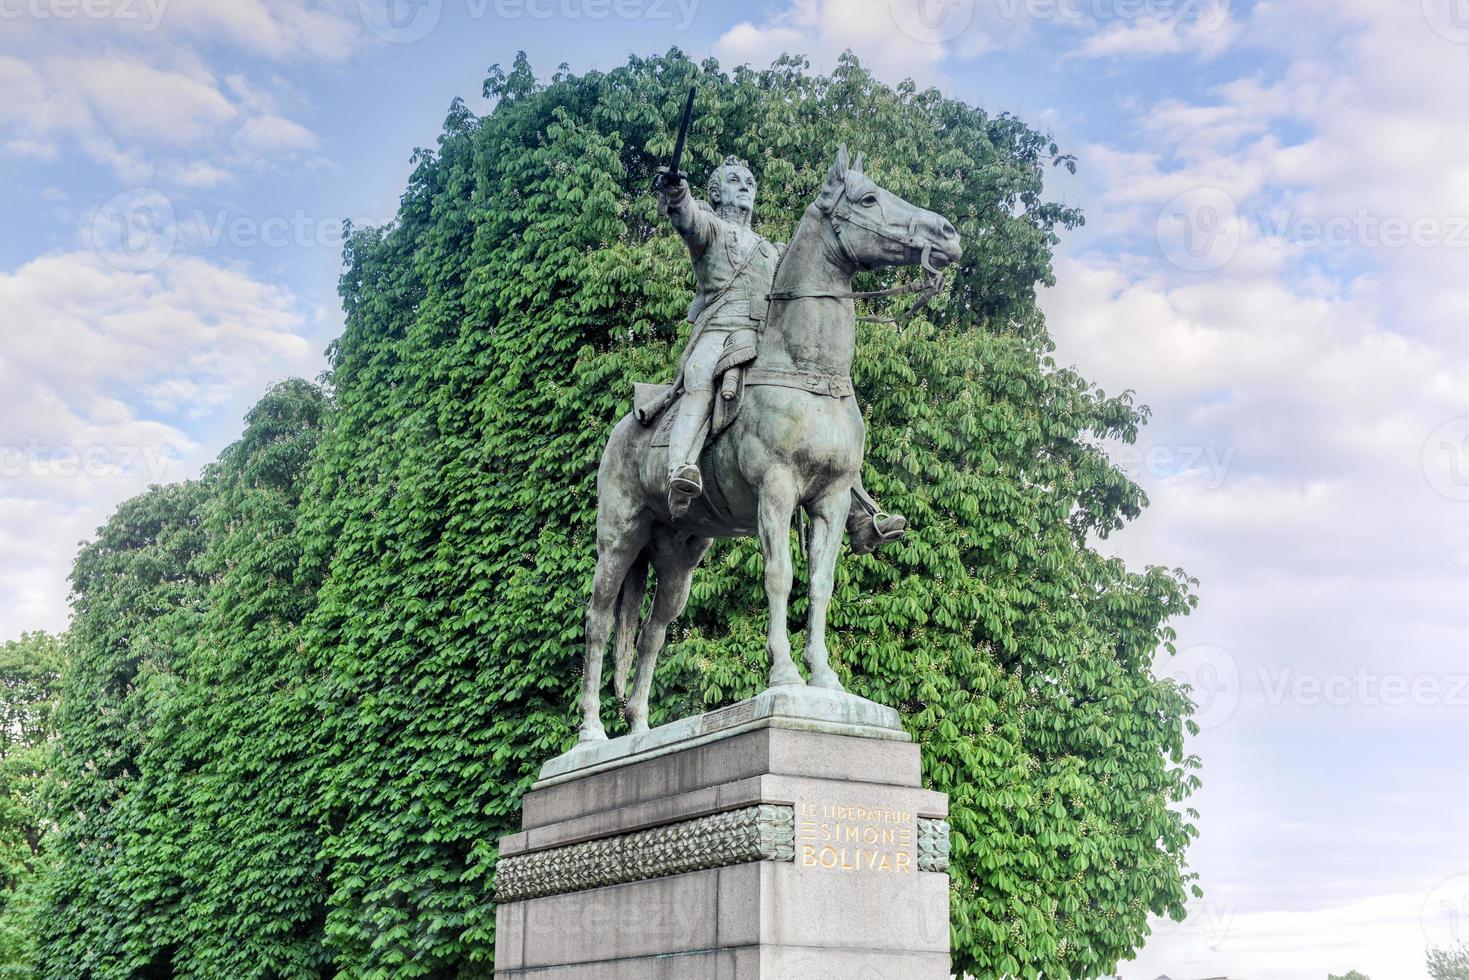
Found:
<box><xmin>796</xmin><ymin>802</ymin><xmax>915</xmax><ymax>874</ymax></box>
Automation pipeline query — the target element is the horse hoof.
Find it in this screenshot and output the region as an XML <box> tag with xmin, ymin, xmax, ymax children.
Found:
<box><xmin>629</xmin><ymin>721</ymin><xmax>649</xmax><ymax>736</ymax></box>
<box><xmin>578</xmin><ymin>726</ymin><xmax>608</xmax><ymax>744</ymax></box>
<box><xmin>809</xmin><ymin>669</ymin><xmax>846</xmax><ymax>692</ymax></box>
<box><xmin>768</xmin><ymin>665</ymin><xmax>804</xmax><ymax>688</ymax></box>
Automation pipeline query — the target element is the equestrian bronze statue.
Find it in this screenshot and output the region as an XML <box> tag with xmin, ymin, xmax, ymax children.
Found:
<box><xmin>579</xmin><ymin>145</ymin><xmax>962</xmax><ymax>742</ymax></box>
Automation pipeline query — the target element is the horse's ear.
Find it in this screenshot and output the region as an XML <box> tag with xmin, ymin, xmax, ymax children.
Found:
<box><xmin>817</xmin><ymin>144</ymin><xmax>849</xmax><ymax>211</ymax></box>
<box><xmin>852</xmin><ymin>151</ymin><xmax>864</xmax><ymax>174</ymax></box>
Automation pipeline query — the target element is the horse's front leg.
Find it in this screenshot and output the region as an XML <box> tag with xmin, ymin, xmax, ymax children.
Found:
<box><xmin>803</xmin><ymin>488</ymin><xmax>851</xmax><ymax>691</ymax></box>
<box><xmin>757</xmin><ymin>470</ymin><xmax>803</xmax><ymax>687</ymax></box>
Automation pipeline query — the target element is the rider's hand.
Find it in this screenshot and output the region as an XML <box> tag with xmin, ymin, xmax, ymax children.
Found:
<box><xmin>653</xmin><ymin>166</ymin><xmax>688</xmax><ymax>195</ymax></box>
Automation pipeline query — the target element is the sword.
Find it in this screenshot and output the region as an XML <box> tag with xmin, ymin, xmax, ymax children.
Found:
<box><xmin>656</xmin><ymin>86</ymin><xmax>696</xmax><ymax>213</ymax></box>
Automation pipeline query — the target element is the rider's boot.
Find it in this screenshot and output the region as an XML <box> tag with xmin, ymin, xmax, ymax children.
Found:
<box><xmin>667</xmin><ymin>390</ymin><xmax>713</xmax><ymax>518</ymax></box>
<box><xmin>847</xmin><ymin>479</ymin><xmax>907</xmax><ymax>555</ymax></box>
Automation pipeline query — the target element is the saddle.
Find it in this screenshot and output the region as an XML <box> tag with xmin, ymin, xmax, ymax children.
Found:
<box><xmin>636</xmin><ymin>328</ymin><xmax>759</xmax><ymax>442</ymax></box>
<box><xmin>635</xmin><ymin>329</ymin><xmax>855</xmax><ymax>447</ymax></box>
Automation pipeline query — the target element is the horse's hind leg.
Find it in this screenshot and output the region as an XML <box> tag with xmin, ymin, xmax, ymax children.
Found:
<box><xmin>625</xmin><ymin>530</ymin><xmax>712</xmax><ymax>734</ymax></box>
<box><xmin>757</xmin><ymin>470</ymin><xmax>804</xmax><ymax>688</ymax></box>
<box><xmin>581</xmin><ymin>515</ymin><xmax>650</xmax><ymax>742</ymax></box>
<box><xmin>803</xmin><ymin>488</ymin><xmax>851</xmax><ymax>691</ymax></box>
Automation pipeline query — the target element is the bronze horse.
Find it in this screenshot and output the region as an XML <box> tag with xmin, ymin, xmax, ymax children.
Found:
<box><xmin>579</xmin><ymin>147</ymin><xmax>963</xmax><ymax>741</ymax></box>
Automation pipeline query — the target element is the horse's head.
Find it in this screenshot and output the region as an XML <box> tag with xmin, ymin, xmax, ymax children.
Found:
<box><xmin>813</xmin><ymin>145</ymin><xmax>963</xmax><ymax>275</ymax></box>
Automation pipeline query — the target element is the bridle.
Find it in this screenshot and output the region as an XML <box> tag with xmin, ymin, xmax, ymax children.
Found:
<box><xmin>765</xmin><ymin>175</ymin><xmax>948</xmax><ymax>326</ymax></box>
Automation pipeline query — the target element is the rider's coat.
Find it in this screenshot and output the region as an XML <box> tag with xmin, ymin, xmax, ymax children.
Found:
<box><xmin>663</xmin><ymin>183</ymin><xmax>781</xmax><ymax>340</ymax></box>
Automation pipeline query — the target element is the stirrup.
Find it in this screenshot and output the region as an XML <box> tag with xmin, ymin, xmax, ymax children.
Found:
<box><xmin>668</xmin><ymin>464</ymin><xmax>703</xmax><ymax>518</ymax></box>
<box><xmin>669</xmin><ymin>464</ymin><xmax>703</xmax><ymax>498</ymax></box>
<box><xmin>872</xmin><ymin>511</ymin><xmax>906</xmax><ymax>542</ymax></box>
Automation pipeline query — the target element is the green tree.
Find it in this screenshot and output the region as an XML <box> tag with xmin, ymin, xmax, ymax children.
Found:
<box><xmin>169</xmin><ymin>379</ymin><xmax>331</xmax><ymax>977</ymax></box>
<box><xmin>1329</xmin><ymin>971</ymin><xmax>1372</xmax><ymax>980</ymax></box>
<box><xmin>1429</xmin><ymin>944</ymin><xmax>1469</xmax><ymax>980</ymax></box>
<box><xmin>34</xmin><ymin>381</ymin><xmax>329</xmax><ymax>978</ymax></box>
<box><xmin>36</xmin><ymin>480</ymin><xmax>212</xmax><ymax>976</ymax></box>
<box><xmin>0</xmin><ymin>631</ymin><xmax>64</xmax><ymax>974</ymax></box>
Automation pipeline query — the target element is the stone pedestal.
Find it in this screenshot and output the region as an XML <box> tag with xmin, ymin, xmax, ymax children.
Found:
<box><xmin>493</xmin><ymin>686</ymin><xmax>951</xmax><ymax>979</ymax></box>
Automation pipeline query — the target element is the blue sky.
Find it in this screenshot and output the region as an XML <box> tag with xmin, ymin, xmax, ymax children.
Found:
<box><xmin>3</xmin><ymin>1</ymin><xmax>1468</xmax><ymax>976</ymax></box>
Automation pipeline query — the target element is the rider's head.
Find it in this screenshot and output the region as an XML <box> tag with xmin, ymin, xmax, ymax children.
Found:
<box><xmin>708</xmin><ymin>155</ymin><xmax>756</xmax><ymax>223</ymax></box>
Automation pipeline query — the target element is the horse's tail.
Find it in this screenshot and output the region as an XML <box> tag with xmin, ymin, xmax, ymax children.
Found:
<box><xmin>612</xmin><ymin>550</ymin><xmax>650</xmax><ymax>702</ymax></box>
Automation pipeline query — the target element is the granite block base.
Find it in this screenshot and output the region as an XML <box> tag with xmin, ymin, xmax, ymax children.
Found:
<box><xmin>493</xmin><ymin>691</ymin><xmax>951</xmax><ymax>978</ymax></box>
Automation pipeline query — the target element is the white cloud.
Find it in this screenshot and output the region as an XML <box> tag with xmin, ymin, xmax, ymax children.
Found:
<box><xmin>0</xmin><ymin>52</ymin><xmax>323</xmax><ymax>184</ymax></box>
<box><xmin>0</xmin><ymin>250</ymin><xmax>319</xmax><ymax>638</ymax></box>
<box><xmin>232</xmin><ymin>113</ymin><xmax>320</xmax><ymax>154</ymax></box>
<box><xmin>1030</xmin><ymin>2</ymin><xmax>1469</xmax><ymax>971</ymax></box>
<box><xmin>708</xmin><ymin>0</ymin><xmax>1247</xmax><ymax>81</ymax></box>
<box><xmin>1076</xmin><ymin>9</ymin><xmax>1238</xmax><ymax>60</ymax></box>
<box><xmin>155</xmin><ymin>0</ymin><xmax>363</xmax><ymax>62</ymax></box>
<box><xmin>0</xmin><ymin>0</ymin><xmax>364</xmax><ymax>62</ymax></box>
<box><xmin>66</xmin><ymin>56</ymin><xmax>239</xmax><ymax>144</ymax></box>
<box><xmin>713</xmin><ymin>0</ymin><xmax>951</xmax><ymax>86</ymax></box>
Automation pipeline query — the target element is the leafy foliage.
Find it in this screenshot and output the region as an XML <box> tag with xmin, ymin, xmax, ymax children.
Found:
<box><xmin>1429</xmin><ymin>944</ymin><xmax>1469</xmax><ymax>980</ymax></box>
<box><xmin>32</xmin><ymin>51</ymin><xmax>1199</xmax><ymax>978</ymax></box>
<box><xmin>34</xmin><ymin>381</ymin><xmax>329</xmax><ymax>977</ymax></box>
<box><xmin>0</xmin><ymin>631</ymin><xmax>63</xmax><ymax>974</ymax></box>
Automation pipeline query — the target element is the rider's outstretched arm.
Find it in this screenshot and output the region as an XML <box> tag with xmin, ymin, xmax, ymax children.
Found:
<box><xmin>656</xmin><ymin>172</ymin><xmax>716</xmax><ymax>260</ymax></box>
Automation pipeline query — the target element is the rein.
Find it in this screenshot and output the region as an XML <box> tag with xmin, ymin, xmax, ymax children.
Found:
<box><xmin>765</xmin><ymin>182</ymin><xmax>947</xmax><ymax>326</ymax></box>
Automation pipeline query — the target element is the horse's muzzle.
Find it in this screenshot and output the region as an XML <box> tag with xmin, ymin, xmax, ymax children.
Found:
<box><xmin>918</xmin><ymin>212</ymin><xmax>963</xmax><ymax>269</ymax></box>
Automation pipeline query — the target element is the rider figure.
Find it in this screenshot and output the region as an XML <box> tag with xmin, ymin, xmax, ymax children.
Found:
<box><xmin>654</xmin><ymin>156</ymin><xmax>906</xmax><ymax>554</ymax></box>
